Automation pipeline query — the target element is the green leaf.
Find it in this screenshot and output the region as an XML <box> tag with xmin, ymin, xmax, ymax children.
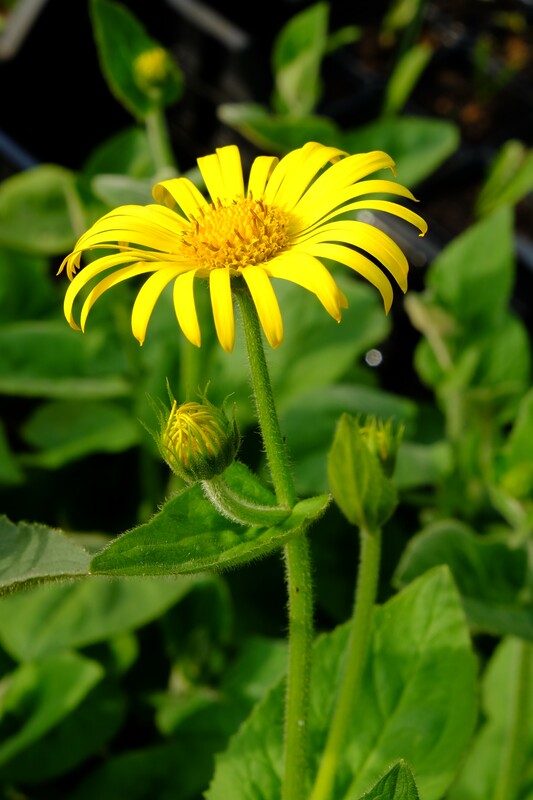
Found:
<box><xmin>448</xmin><ymin>637</ymin><xmax>533</xmax><ymax>800</ymax></box>
<box><xmin>271</xmin><ymin>1</ymin><xmax>329</xmax><ymax>116</ymax></box>
<box><xmin>0</xmin><ymin>680</ymin><xmax>125</xmax><ymax>783</ymax></box>
<box><xmin>394</xmin><ymin>440</ymin><xmax>453</xmax><ymax>490</ymax></box>
<box><xmin>90</xmin><ymin>0</ymin><xmax>183</xmax><ymax>120</ymax></box>
<box><xmin>0</xmin><ymin>652</ymin><xmax>103</xmax><ymax>768</ymax></box>
<box><xmin>83</xmin><ymin>125</ymin><xmax>154</xmax><ymax>179</ymax></box>
<box><xmin>90</xmin><ymin>465</ymin><xmax>330</xmax><ymax>576</ymax></box>
<box><xmin>393</xmin><ymin>519</ymin><xmax>533</xmax><ymax>641</ymax></box>
<box><xmin>67</xmin><ymin>740</ymin><xmax>216</xmax><ymax>800</ymax></box>
<box><xmin>476</xmin><ymin>139</ymin><xmax>533</xmax><ymax>217</ymax></box>
<box><xmin>0</xmin><ymin>249</ymin><xmax>57</xmax><ymax>323</ymax></box>
<box><xmin>0</xmin><ymin>574</ymin><xmax>199</xmax><ymax>661</ymax></box>
<box><xmin>328</xmin><ymin>413</ymin><xmax>398</xmax><ymax>530</ymax></box>
<box><xmin>357</xmin><ymin>760</ymin><xmax>420</xmax><ymax>799</ymax></box>
<box><xmin>0</xmin><ymin>418</ymin><xmax>24</xmax><ymax>486</ymax></box>
<box><xmin>20</xmin><ymin>400</ymin><xmax>141</xmax><ymax>469</ymax></box>
<box><xmin>0</xmin><ymin>165</ymin><xmax>83</xmax><ymax>255</ymax></box>
<box><xmin>426</xmin><ymin>206</ymin><xmax>515</xmax><ymax>327</ymax></box>
<box><xmin>502</xmin><ymin>388</ymin><xmax>533</xmax><ymax>466</ymax></box>
<box><xmin>341</xmin><ymin>116</ymin><xmax>460</xmax><ymax>187</ymax></box>
<box><xmin>206</xmin><ymin>567</ymin><xmax>477</xmax><ymax>800</ymax></box>
<box><xmin>217</xmin><ymin>102</ymin><xmax>340</xmax><ymax>155</ymax></box>
<box><xmin>90</xmin><ymin>173</ymin><xmax>158</xmax><ymax>207</ymax></box>
<box><xmin>0</xmin><ymin>321</ymin><xmax>130</xmax><ymax>398</ymax></box>
<box><xmin>382</xmin><ymin>43</ymin><xmax>433</xmax><ymax>117</ymax></box>
<box><xmin>0</xmin><ymin>516</ymin><xmax>90</xmax><ymax>595</ymax></box>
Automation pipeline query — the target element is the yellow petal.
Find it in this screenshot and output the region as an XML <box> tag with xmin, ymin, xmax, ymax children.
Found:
<box><xmin>334</xmin><ymin>199</ymin><xmax>427</xmax><ymax>235</ymax></box>
<box><xmin>209</xmin><ymin>269</ymin><xmax>235</xmax><ymax>353</ymax></box>
<box><xmin>242</xmin><ymin>266</ymin><xmax>283</xmax><ymax>348</ymax></box>
<box><xmin>290</xmin><ymin>179</ymin><xmax>417</xmax><ymax>234</ymax></box>
<box><xmin>293</xmin><ymin>220</ymin><xmax>409</xmax><ymax>291</ymax></box>
<box><xmin>63</xmin><ymin>252</ymin><xmax>146</xmax><ymax>325</ymax></box>
<box><xmin>268</xmin><ymin>142</ymin><xmax>347</xmax><ymax>210</ymax></box>
<box><xmin>261</xmin><ymin>146</ymin><xmax>304</xmax><ymax>206</ymax></box>
<box><xmin>292</xmin><ymin>151</ymin><xmax>395</xmax><ymax>222</ymax></box>
<box><xmin>173</xmin><ymin>269</ymin><xmax>201</xmax><ymax>347</ymax></box>
<box><xmin>247</xmin><ymin>155</ymin><xmax>279</xmax><ymax>198</ymax></box>
<box><xmin>152</xmin><ymin>177</ymin><xmax>209</xmax><ymax>216</ymax></box>
<box><xmin>80</xmin><ymin>262</ymin><xmax>169</xmax><ymax>331</ymax></box>
<box><xmin>216</xmin><ymin>145</ymin><xmax>245</xmax><ymax>198</ymax></box>
<box><xmin>131</xmin><ymin>268</ymin><xmax>178</xmax><ymax>344</ymax></box>
<box><xmin>267</xmin><ymin>252</ymin><xmax>345</xmax><ymax>321</ymax></box>
<box><xmin>301</xmin><ymin>242</ymin><xmax>394</xmax><ymax>312</ymax></box>
<box><xmin>198</xmin><ymin>146</ymin><xmax>244</xmax><ymax>203</ymax></box>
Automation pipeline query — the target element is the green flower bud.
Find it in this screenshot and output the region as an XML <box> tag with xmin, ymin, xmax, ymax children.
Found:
<box><xmin>133</xmin><ymin>47</ymin><xmax>174</xmax><ymax>96</ymax></box>
<box><xmin>359</xmin><ymin>417</ymin><xmax>404</xmax><ymax>478</ymax></box>
<box><xmin>158</xmin><ymin>394</ymin><xmax>240</xmax><ymax>484</ymax></box>
<box><xmin>328</xmin><ymin>413</ymin><xmax>400</xmax><ymax>531</ymax></box>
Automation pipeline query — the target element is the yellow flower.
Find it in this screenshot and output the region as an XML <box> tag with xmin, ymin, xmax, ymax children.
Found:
<box><xmin>59</xmin><ymin>142</ymin><xmax>427</xmax><ymax>353</ymax></box>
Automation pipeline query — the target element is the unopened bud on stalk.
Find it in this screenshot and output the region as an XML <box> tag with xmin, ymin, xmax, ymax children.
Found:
<box><xmin>158</xmin><ymin>393</ymin><xmax>240</xmax><ymax>484</ymax></box>
<box><xmin>359</xmin><ymin>417</ymin><xmax>404</xmax><ymax>478</ymax></box>
<box><xmin>133</xmin><ymin>47</ymin><xmax>174</xmax><ymax>96</ymax></box>
<box><xmin>328</xmin><ymin>413</ymin><xmax>401</xmax><ymax>531</ymax></box>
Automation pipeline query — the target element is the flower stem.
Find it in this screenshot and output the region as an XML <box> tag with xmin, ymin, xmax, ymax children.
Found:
<box><xmin>235</xmin><ymin>289</ymin><xmax>296</xmax><ymax>508</ymax></box>
<box><xmin>236</xmin><ymin>288</ymin><xmax>313</xmax><ymax>800</ymax></box>
<box><xmin>310</xmin><ymin>526</ymin><xmax>382</xmax><ymax>800</ymax></box>
<box><xmin>145</xmin><ymin>106</ymin><xmax>177</xmax><ymax>173</ymax></box>
<box><xmin>492</xmin><ymin>639</ymin><xmax>532</xmax><ymax>800</ymax></box>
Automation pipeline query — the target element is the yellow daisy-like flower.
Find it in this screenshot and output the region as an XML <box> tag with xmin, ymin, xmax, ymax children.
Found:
<box><xmin>59</xmin><ymin>142</ymin><xmax>427</xmax><ymax>353</ymax></box>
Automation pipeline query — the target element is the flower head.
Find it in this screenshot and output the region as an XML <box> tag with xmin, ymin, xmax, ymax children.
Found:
<box><xmin>156</xmin><ymin>392</ymin><xmax>240</xmax><ymax>484</ymax></box>
<box><xmin>59</xmin><ymin>142</ymin><xmax>427</xmax><ymax>353</ymax></box>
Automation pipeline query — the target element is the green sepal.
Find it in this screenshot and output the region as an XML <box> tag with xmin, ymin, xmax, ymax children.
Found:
<box><xmin>327</xmin><ymin>413</ymin><xmax>398</xmax><ymax>531</ymax></box>
<box><xmin>90</xmin><ymin>463</ymin><xmax>330</xmax><ymax>576</ymax></box>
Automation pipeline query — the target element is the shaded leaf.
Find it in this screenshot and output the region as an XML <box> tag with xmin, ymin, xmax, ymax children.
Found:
<box><xmin>0</xmin><ymin>574</ymin><xmax>199</xmax><ymax>661</ymax></box>
<box><xmin>394</xmin><ymin>519</ymin><xmax>533</xmax><ymax>640</ymax></box>
<box><xmin>0</xmin><ymin>679</ymin><xmax>125</xmax><ymax>783</ymax></box>
<box><xmin>0</xmin><ymin>321</ymin><xmax>130</xmax><ymax>398</ymax></box>
<box><xmin>0</xmin><ymin>516</ymin><xmax>90</xmax><ymax>595</ymax></box>
<box><xmin>341</xmin><ymin>116</ymin><xmax>460</xmax><ymax>187</ymax></box>
<box><xmin>0</xmin><ymin>165</ymin><xmax>83</xmax><ymax>256</ymax></box>
<box><xmin>271</xmin><ymin>1</ymin><xmax>329</xmax><ymax>116</ymax></box>
<box><xmin>0</xmin><ymin>652</ymin><xmax>103</xmax><ymax>767</ymax></box>
<box><xmin>206</xmin><ymin>567</ymin><xmax>478</xmax><ymax>800</ymax></box>
<box><xmin>20</xmin><ymin>400</ymin><xmax>141</xmax><ymax>469</ymax></box>
<box><xmin>427</xmin><ymin>206</ymin><xmax>515</xmax><ymax>327</ymax></box>
<box><xmin>448</xmin><ymin>637</ymin><xmax>533</xmax><ymax>800</ymax></box>
<box><xmin>217</xmin><ymin>102</ymin><xmax>340</xmax><ymax>154</ymax></box>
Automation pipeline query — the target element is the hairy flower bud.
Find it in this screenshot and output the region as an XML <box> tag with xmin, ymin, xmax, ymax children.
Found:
<box><xmin>158</xmin><ymin>395</ymin><xmax>240</xmax><ymax>484</ymax></box>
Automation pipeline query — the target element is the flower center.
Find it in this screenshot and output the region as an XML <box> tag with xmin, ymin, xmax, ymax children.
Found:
<box><xmin>178</xmin><ymin>196</ymin><xmax>290</xmax><ymax>271</ymax></box>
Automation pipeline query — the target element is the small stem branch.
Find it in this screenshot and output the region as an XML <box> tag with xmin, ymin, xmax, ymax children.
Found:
<box><xmin>311</xmin><ymin>527</ymin><xmax>382</xmax><ymax>800</ymax></box>
<box><xmin>236</xmin><ymin>288</ymin><xmax>313</xmax><ymax>800</ymax></box>
<box><xmin>492</xmin><ymin>639</ymin><xmax>532</xmax><ymax>800</ymax></box>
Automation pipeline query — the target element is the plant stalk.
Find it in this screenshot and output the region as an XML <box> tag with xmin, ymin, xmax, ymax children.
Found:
<box><xmin>145</xmin><ymin>106</ymin><xmax>177</xmax><ymax>173</ymax></box>
<box><xmin>310</xmin><ymin>526</ymin><xmax>382</xmax><ymax>800</ymax></box>
<box><xmin>236</xmin><ymin>288</ymin><xmax>314</xmax><ymax>800</ymax></box>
